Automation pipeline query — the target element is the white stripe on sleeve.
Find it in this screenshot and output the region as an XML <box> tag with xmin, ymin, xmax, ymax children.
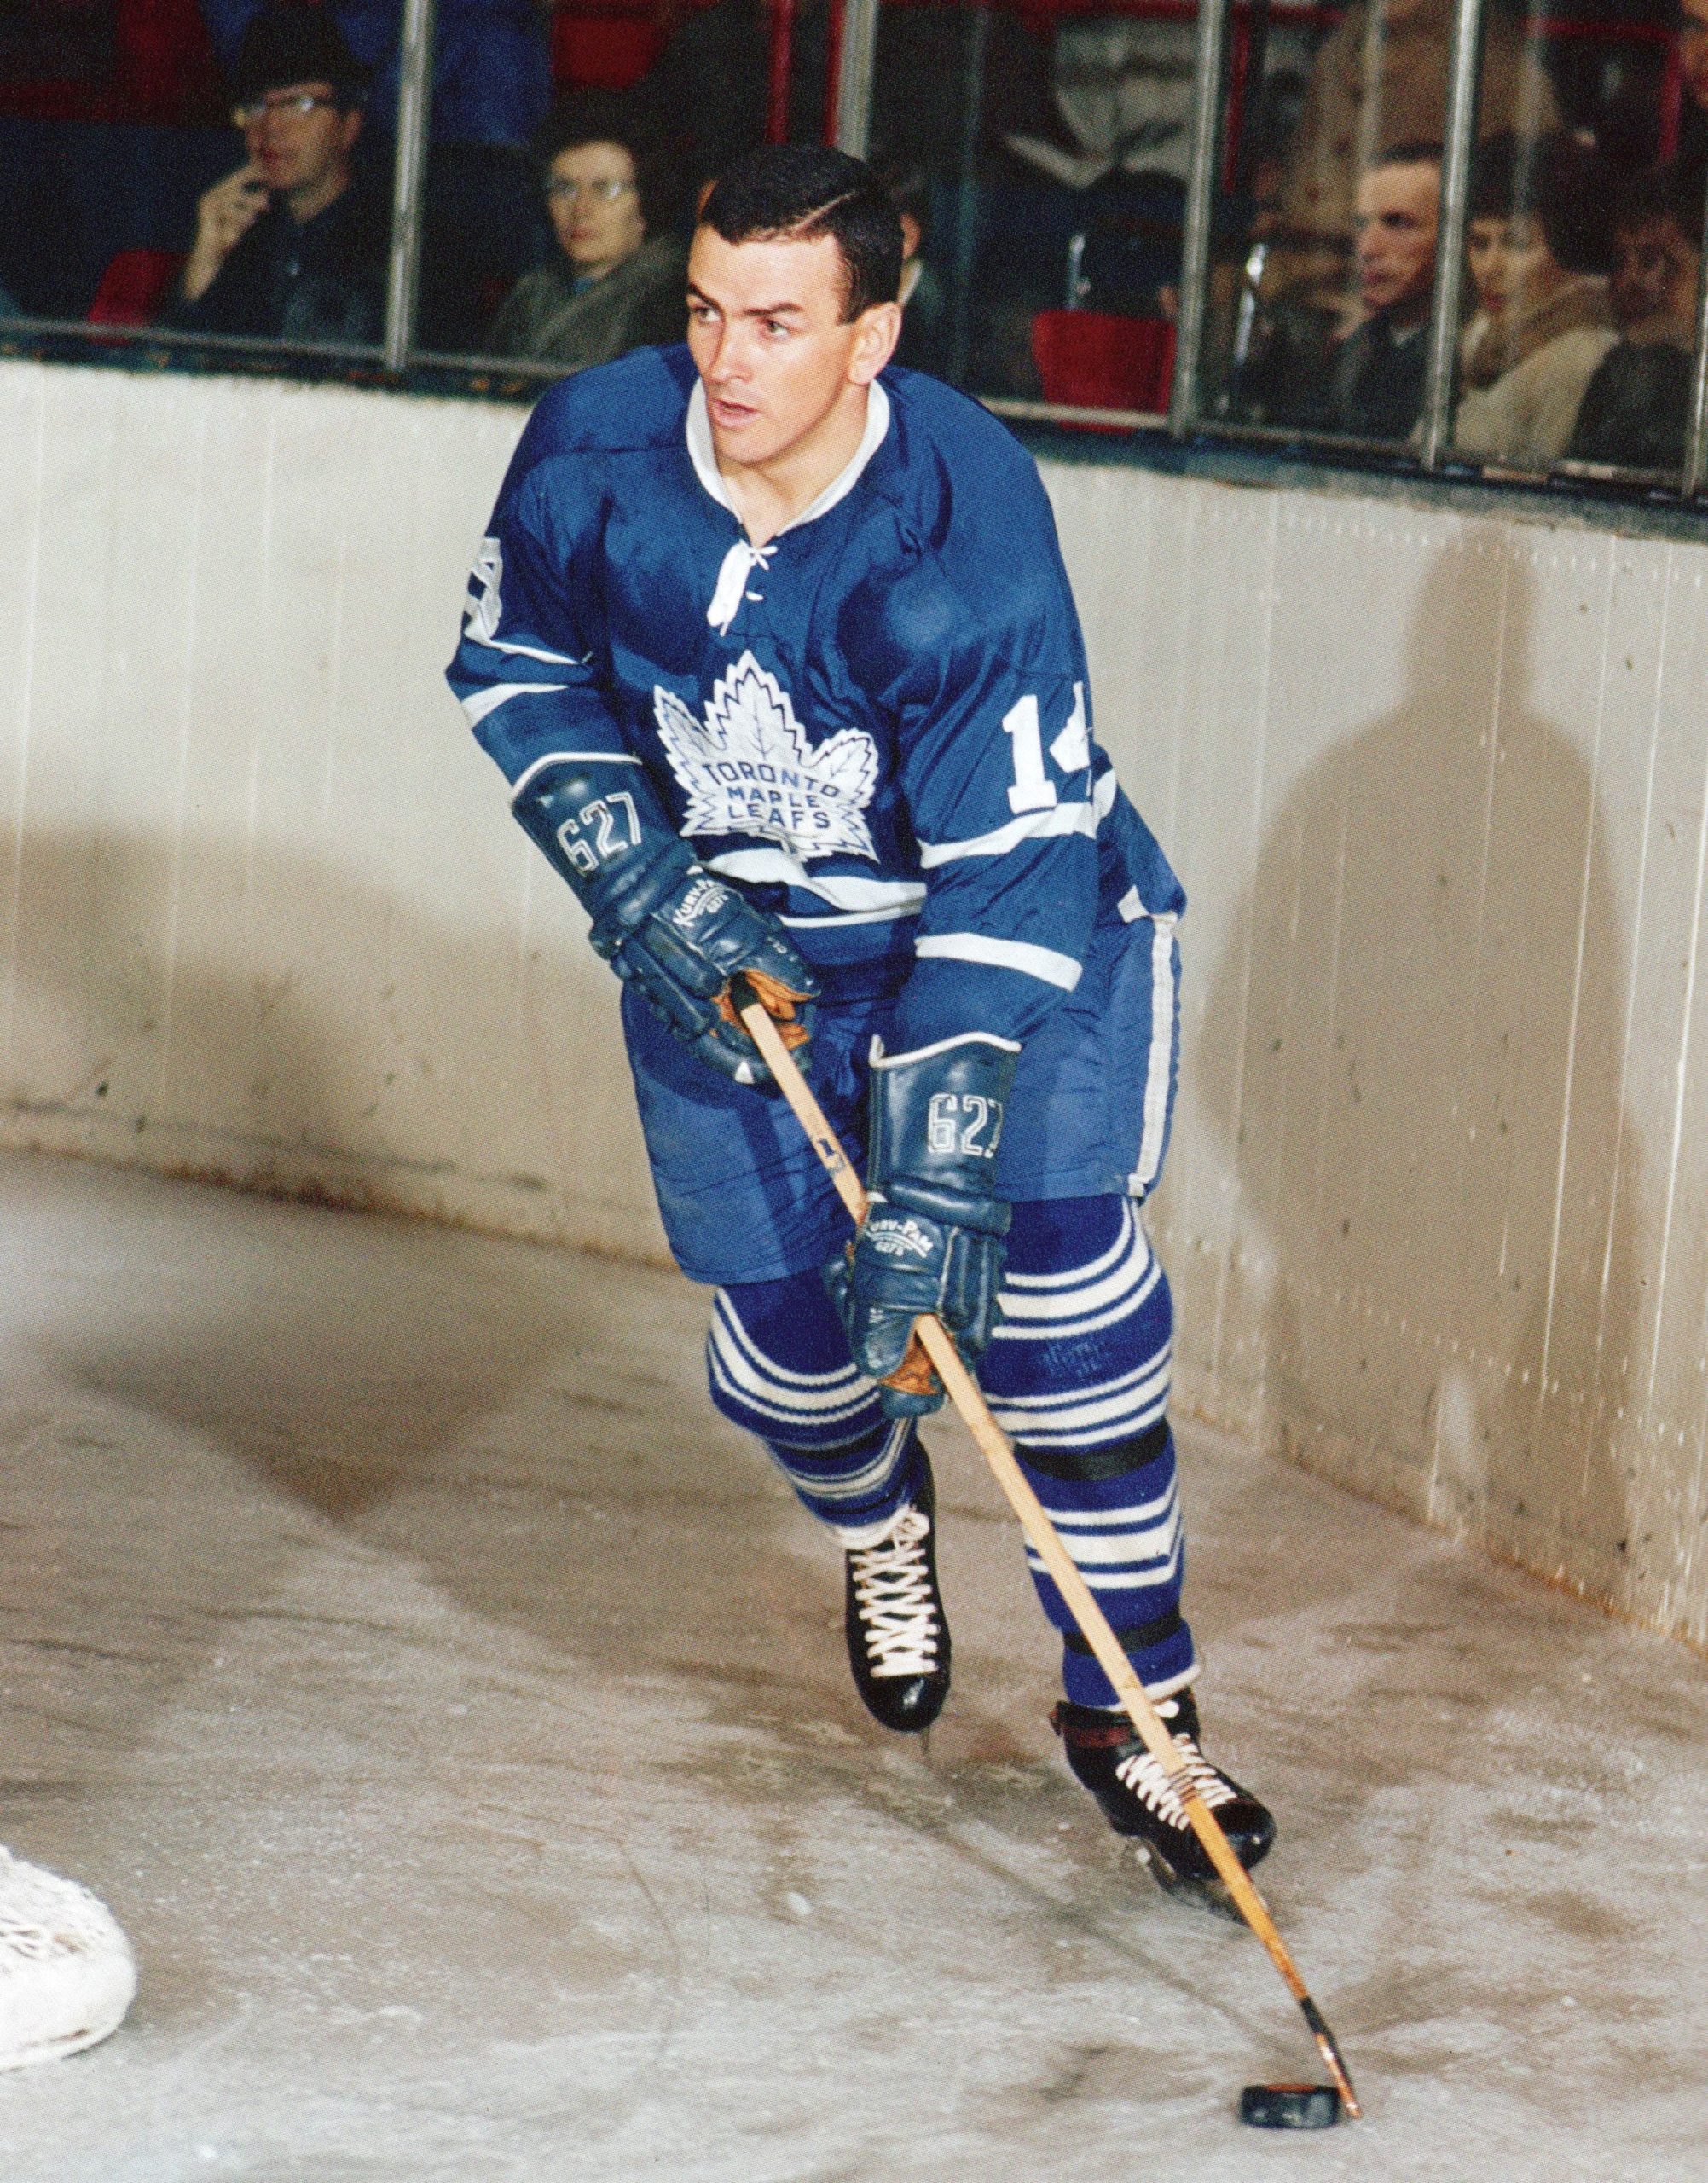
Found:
<box><xmin>460</xmin><ymin>682</ymin><xmax>568</xmax><ymax>727</ymax></box>
<box><xmin>509</xmin><ymin>750</ymin><xmax>645</xmax><ymax>801</ymax></box>
<box><xmin>461</xmin><ymin>618</ymin><xmax>585</xmax><ymax>668</ymax></box>
<box><xmin>1131</xmin><ymin>911</ymin><xmax>1179</xmax><ymax>1194</ymax></box>
<box><xmin>917</xmin><ymin>802</ymin><xmax>1097</xmax><ymax>868</ymax></box>
<box><xmin>914</xmin><ymin>933</ymin><xmax>1083</xmax><ymax>990</ymax></box>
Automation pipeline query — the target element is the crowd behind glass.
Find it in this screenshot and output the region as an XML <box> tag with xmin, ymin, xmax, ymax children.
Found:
<box><xmin>2</xmin><ymin>0</ymin><xmax>1702</xmax><ymax>488</ymax></box>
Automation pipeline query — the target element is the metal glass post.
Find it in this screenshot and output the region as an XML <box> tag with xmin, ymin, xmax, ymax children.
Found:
<box><xmin>768</xmin><ymin>0</ymin><xmax>797</xmax><ymax>143</ymax></box>
<box><xmin>831</xmin><ymin>0</ymin><xmax>881</xmax><ymax>159</ymax></box>
<box><xmin>1419</xmin><ymin>0</ymin><xmax>1485</xmax><ymax>468</ymax></box>
<box><xmin>1170</xmin><ymin>0</ymin><xmax>1230</xmax><ymax>437</ymax></box>
<box><xmin>1683</xmin><ymin>189</ymin><xmax>1708</xmax><ymax>495</ymax></box>
<box><xmin>384</xmin><ymin>0</ymin><xmax>437</xmax><ymax>375</ymax></box>
<box><xmin>947</xmin><ymin>3</ymin><xmax>990</xmax><ymax>386</ymax></box>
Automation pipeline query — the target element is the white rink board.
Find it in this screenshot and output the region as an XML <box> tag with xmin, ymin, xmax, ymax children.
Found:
<box><xmin>0</xmin><ymin>359</ymin><xmax>661</xmax><ymax>1265</ymax></box>
<box><xmin>3</xmin><ymin>355</ymin><xmax>1707</xmax><ymax>1650</ymax></box>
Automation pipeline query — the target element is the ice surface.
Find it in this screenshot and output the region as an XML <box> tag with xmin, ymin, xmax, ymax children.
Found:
<box><xmin>0</xmin><ymin>1151</ymin><xmax>1703</xmax><ymax>2181</ymax></box>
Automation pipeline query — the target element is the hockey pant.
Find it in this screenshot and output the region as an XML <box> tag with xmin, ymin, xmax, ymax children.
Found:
<box><xmin>705</xmin><ymin>1193</ymin><xmax>1196</xmax><ymax>1706</ymax></box>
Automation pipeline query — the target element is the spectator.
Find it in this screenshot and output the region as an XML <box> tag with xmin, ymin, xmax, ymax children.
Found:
<box><xmin>200</xmin><ymin>0</ymin><xmax>551</xmax><ymax>149</ymax></box>
<box><xmin>1568</xmin><ymin>164</ymin><xmax>1702</xmax><ymax>472</ymax></box>
<box><xmin>1455</xmin><ymin>133</ymin><xmax>1616</xmax><ymax>466</ymax></box>
<box><xmin>164</xmin><ymin>3</ymin><xmax>385</xmax><ymax>345</ymax></box>
<box><xmin>1271</xmin><ymin>0</ymin><xmax>1558</xmax><ymax>316</ymax></box>
<box><xmin>486</xmin><ymin>97</ymin><xmax>686</xmax><ymax>371</ymax></box>
<box><xmin>1328</xmin><ymin>141</ymin><xmax>1440</xmax><ymax>437</ymax></box>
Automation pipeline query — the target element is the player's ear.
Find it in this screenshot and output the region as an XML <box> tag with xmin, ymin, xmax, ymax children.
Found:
<box><xmin>848</xmin><ymin>299</ymin><xmax>902</xmax><ymax>386</ymax></box>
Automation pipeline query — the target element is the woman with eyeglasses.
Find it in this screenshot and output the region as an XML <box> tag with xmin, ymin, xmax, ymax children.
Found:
<box><xmin>488</xmin><ymin>96</ymin><xmax>687</xmax><ymax>372</ymax></box>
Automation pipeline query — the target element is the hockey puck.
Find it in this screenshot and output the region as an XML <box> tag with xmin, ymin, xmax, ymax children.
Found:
<box><xmin>1239</xmin><ymin>2083</ymin><xmax>1342</xmax><ymax>2129</ymax></box>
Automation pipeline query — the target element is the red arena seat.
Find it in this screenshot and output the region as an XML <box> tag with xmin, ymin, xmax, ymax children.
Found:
<box><xmin>550</xmin><ymin>3</ymin><xmax>667</xmax><ymax>90</ymax></box>
<box><xmin>1031</xmin><ymin>310</ymin><xmax>1177</xmax><ymax>420</ymax></box>
<box><xmin>86</xmin><ymin>246</ymin><xmax>186</xmax><ymax>326</ymax></box>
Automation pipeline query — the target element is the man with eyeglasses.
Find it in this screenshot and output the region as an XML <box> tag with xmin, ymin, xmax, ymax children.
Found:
<box><xmin>164</xmin><ymin>0</ymin><xmax>385</xmax><ymax>348</ymax></box>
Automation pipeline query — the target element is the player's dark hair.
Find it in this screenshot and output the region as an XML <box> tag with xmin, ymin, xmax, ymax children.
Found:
<box><xmin>530</xmin><ymin>93</ymin><xmax>680</xmax><ymax>235</ymax></box>
<box><xmin>1467</xmin><ymin>131</ymin><xmax>1615</xmax><ymax>275</ymax></box>
<box><xmin>699</xmin><ymin>145</ymin><xmax>903</xmax><ymax>320</ymax></box>
<box><xmin>232</xmin><ymin>0</ymin><xmax>370</xmax><ymax>110</ymax></box>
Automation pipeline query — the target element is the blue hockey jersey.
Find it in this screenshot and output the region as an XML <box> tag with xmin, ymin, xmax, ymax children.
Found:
<box><xmin>448</xmin><ymin>345</ymin><xmax>1184</xmax><ymax>1049</ymax></box>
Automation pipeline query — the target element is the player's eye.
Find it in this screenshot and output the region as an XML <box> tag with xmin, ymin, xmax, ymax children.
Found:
<box><xmin>762</xmin><ymin>317</ymin><xmax>790</xmax><ymax>338</ymax></box>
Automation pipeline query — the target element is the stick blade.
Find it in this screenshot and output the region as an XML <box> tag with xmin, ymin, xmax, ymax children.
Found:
<box><xmin>1239</xmin><ymin>2084</ymin><xmax>1341</xmax><ymax>2130</ymax></box>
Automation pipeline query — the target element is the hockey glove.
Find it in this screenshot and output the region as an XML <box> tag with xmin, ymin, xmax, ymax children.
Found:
<box><xmin>827</xmin><ymin>1034</ymin><xmax>1020</xmax><ymax>1416</ymax></box>
<box><xmin>513</xmin><ymin>756</ymin><xmax>817</xmax><ymax>1086</ymax></box>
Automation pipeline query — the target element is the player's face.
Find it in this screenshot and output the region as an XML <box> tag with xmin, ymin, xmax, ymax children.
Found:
<box><xmin>685</xmin><ymin>229</ymin><xmax>900</xmax><ymax>470</ymax></box>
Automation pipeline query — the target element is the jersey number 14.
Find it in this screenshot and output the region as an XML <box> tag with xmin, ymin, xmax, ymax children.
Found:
<box><xmin>1004</xmin><ymin>686</ymin><xmax>1090</xmax><ymax>814</ymax></box>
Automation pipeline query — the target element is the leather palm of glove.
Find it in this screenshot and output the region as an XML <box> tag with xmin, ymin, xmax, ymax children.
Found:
<box><xmin>826</xmin><ymin>1033</ymin><xmax>1021</xmax><ymax>1416</ymax></box>
<box><xmin>513</xmin><ymin>756</ymin><xmax>816</xmax><ymax>1086</ymax></box>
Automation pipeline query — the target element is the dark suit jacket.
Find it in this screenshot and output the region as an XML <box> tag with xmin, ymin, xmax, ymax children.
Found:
<box><xmin>164</xmin><ymin>184</ymin><xmax>385</xmax><ymax>347</ymax></box>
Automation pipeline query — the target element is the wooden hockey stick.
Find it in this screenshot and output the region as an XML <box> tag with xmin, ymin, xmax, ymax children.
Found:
<box><xmin>737</xmin><ymin>992</ymin><xmax>1361</xmax><ymax>2119</ymax></box>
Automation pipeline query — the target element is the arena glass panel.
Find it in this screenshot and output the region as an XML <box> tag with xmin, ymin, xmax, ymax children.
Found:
<box><xmin>1197</xmin><ymin>0</ymin><xmax>1475</xmax><ymax>443</ymax></box>
<box><xmin>860</xmin><ymin>0</ymin><xmax>1196</xmax><ymax>420</ymax></box>
<box><xmin>1443</xmin><ymin>3</ymin><xmax>1699</xmax><ymax>485</ymax></box>
<box><xmin>418</xmin><ymin>0</ymin><xmax>825</xmax><ymax>377</ymax></box>
<box><xmin>0</xmin><ymin>0</ymin><xmax>395</xmax><ymax>364</ymax></box>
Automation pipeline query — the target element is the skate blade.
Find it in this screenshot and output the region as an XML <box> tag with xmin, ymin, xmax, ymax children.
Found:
<box><xmin>1129</xmin><ymin>1839</ymin><xmax>1242</xmax><ymax>1920</ymax></box>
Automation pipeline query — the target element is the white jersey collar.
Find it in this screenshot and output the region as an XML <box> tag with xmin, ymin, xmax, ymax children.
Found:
<box><xmin>686</xmin><ymin>377</ymin><xmax>891</xmax><ymax>536</ymax></box>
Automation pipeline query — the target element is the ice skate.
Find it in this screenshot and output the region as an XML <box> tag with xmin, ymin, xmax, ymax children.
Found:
<box><xmin>843</xmin><ymin>1462</ymin><xmax>951</xmax><ymax>1732</ymax></box>
<box><xmin>0</xmin><ymin>1848</ymin><xmax>136</xmax><ymax>2070</ymax></box>
<box><xmin>1051</xmin><ymin>1690</ymin><xmax>1276</xmax><ymax>1903</ymax></box>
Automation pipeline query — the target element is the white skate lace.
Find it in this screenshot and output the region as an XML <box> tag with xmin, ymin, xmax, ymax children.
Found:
<box><xmin>1113</xmin><ymin>1727</ymin><xmax>1237</xmax><ymax>1832</ymax></box>
<box><xmin>848</xmin><ymin>1509</ymin><xmax>941</xmax><ymax>1678</ymax></box>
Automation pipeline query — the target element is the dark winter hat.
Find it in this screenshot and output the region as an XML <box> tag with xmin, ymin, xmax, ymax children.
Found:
<box><xmin>233</xmin><ymin>3</ymin><xmax>371</xmax><ymax>108</ymax></box>
<box><xmin>1468</xmin><ymin>130</ymin><xmax>1616</xmax><ymax>276</ymax></box>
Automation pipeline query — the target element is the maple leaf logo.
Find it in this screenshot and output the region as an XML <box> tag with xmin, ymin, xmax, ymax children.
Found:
<box><xmin>653</xmin><ymin>651</ymin><xmax>879</xmax><ymax>862</ymax></box>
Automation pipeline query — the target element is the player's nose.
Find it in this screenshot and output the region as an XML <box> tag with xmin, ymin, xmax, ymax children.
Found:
<box><xmin>709</xmin><ymin>337</ymin><xmax>754</xmax><ymax>385</ymax></box>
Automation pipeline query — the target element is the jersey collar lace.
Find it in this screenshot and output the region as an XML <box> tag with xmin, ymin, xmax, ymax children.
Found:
<box><xmin>686</xmin><ymin>379</ymin><xmax>893</xmax><ymax>636</ymax></box>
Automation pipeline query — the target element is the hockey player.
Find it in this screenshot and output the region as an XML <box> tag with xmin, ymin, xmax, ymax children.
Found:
<box><xmin>449</xmin><ymin>145</ymin><xmax>1275</xmax><ymax>1895</ymax></box>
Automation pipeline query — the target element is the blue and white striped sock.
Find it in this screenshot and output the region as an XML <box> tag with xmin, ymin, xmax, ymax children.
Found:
<box><xmin>982</xmin><ymin>1196</ymin><xmax>1198</xmax><ymax>1705</ymax></box>
<box><xmin>707</xmin><ymin>1274</ymin><xmax>925</xmax><ymax>1543</ymax></box>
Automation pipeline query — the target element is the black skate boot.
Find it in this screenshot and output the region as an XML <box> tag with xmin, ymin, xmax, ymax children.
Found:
<box><xmin>1051</xmin><ymin>1689</ymin><xmax>1276</xmax><ymax>1902</ymax></box>
<box><xmin>843</xmin><ymin>1462</ymin><xmax>950</xmax><ymax>1733</ymax></box>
